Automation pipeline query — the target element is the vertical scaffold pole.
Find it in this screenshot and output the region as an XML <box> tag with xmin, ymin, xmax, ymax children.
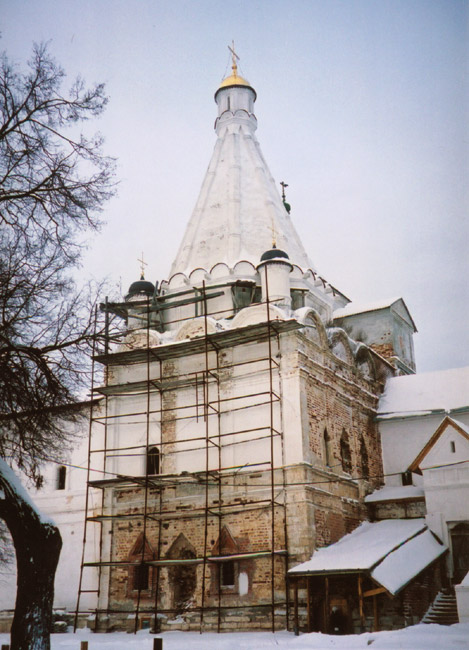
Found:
<box><xmin>74</xmin><ymin>306</ymin><xmax>99</xmax><ymax>632</ymax></box>
<box><xmin>153</xmin><ymin>358</ymin><xmax>164</xmax><ymax>631</ymax></box>
<box><xmin>264</xmin><ymin>266</ymin><xmax>276</xmax><ymax>633</ymax></box>
<box><xmin>134</xmin><ymin>297</ymin><xmax>153</xmax><ymax>633</ymax></box>
<box><xmin>200</xmin><ymin>281</ymin><xmax>210</xmax><ymax>632</ymax></box>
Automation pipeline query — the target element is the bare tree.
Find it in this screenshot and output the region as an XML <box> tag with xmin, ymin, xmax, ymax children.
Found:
<box><xmin>0</xmin><ymin>43</ymin><xmax>115</xmax><ymax>650</ymax></box>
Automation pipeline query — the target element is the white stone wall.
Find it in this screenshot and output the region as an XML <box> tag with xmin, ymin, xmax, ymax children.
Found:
<box><xmin>0</xmin><ymin>431</ymin><xmax>98</xmax><ymax>612</ymax></box>
<box><xmin>424</xmin><ymin>462</ymin><xmax>469</xmax><ymax>552</ymax></box>
<box><xmin>456</xmin><ymin>572</ymin><xmax>469</xmax><ymax>623</ymax></box>
<box><xmin>379</xmin><ymin>412</ymin><xmax>469</xmax><ymax>487</ymax></box>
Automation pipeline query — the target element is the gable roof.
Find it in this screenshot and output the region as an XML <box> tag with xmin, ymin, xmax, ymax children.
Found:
<box><xmin>408</xmin><ymin>416</ymin><xmax>469</xmax><ymax>474</ymax></box>
<box><xmin>378</xmin><ymin>366</ymin><xmax>469</xmax><ymax>419</ymax></box>
<box><xmin>333</xmin><ymin>297</ymin><xmax>417</xmax><ymax>332</ymax></box>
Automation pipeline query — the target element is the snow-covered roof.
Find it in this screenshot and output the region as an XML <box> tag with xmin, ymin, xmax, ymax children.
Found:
<box><xmin>289</xmin><ymin>519</ymin><xmax>425</xmax><ymax>573</ymax></box>
<box><xmin>378</xmin><ymin>366</ymin><xmax>469</xmax><ymax>418</ymax></box>
<box><xmin>288</xmin><ymin>519</ymin><xmax>446</xmax><ymax>595</ymax></box>
<box><xmin>364</xmin><ymin>485</ymin><xmax>425</xmax><ymax>503</ymax></box>
<box><xmin>334</xmin><ymin>297</ymin><xmax>402</xmax><ymax>319</ymax></box>
<box><xmin>371</xmin><ymin>529</ymin><xmax>446</xmax><ymax>595</ymax></box>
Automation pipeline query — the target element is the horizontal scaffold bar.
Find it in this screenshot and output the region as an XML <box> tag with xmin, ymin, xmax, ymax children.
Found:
<box><xmin>94</xmin><ymin>319</ymin><xmax>302</xmax><ymax>365</ymax></box>
<box><xmin>82</xmin><ymin>549</ymin><xmax>287</xmax><ymax>569</ymax></box>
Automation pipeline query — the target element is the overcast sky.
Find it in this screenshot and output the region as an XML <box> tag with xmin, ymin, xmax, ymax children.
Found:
<box><xmin>2</xmin><ymin>0</ymin><xmax>468</xmax><ymax>373</ymax></box>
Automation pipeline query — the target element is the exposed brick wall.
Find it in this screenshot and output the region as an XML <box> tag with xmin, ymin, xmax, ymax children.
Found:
<box><xmin>370</xmin><ymin>343</ymin><xmax>394</xmax><ymax>361</ymax></box>
<box><xmin>99</xmin><ymin>325</ymin><xmax>386</xmax><ymax>631</ymax></box>
<box><xmin>297</xmin><ymin>333</ymin><xmax>384</xmax><ymax>492</ymax></box>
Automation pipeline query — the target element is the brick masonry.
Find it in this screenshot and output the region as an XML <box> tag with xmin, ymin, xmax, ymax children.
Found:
<box><xmin>95</xmin><ymin>324</ymin><xmax>389</xmax><ymax>631</ymax></box>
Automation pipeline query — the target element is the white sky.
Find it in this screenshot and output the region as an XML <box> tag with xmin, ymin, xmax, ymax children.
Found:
<box><xmin>1</xmin><ymin>0</ymin><xmax>468</xmax><ymax>372</ymax></box>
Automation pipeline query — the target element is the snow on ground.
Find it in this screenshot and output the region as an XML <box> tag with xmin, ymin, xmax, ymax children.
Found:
<box><xmin>1</xmin><ymin>625</ymin><xmax>469</xmax><ymax>649</ymax></box>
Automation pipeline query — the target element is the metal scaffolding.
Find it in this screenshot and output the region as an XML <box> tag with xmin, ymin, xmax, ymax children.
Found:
<box><xmin>75</xmin><ymin>275</ymin><xmax>298</xmax><ymax>633</ymax></box>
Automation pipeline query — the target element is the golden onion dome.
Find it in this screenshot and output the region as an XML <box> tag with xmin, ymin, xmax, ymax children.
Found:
<box><xmin>218</xmin><ymin>73</ymin><xmax>251</xmax><ymax>89</ymax></box>
<box><xmin>215</xmin><ymin>72</ymin><xmax>257</xmax><ymax>101</ymax></box>
<box><xmin>215</xmin><ymin>45</ymin><xmax>257</xmax><ymax>100</ymax></box>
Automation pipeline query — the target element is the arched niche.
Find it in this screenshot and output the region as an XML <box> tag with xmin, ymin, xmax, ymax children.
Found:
<box><xmin>127</xmin><ymin>533</ymin><xmax>155</xmax><ymax>596</ymax></box>
<box><xmin>189</xmin><ymin>267</ymin><xmax>209</xmax><ymax>284</ymax></box>
<box><xmin>166</xmin><ymin>533</ymin><xmax>197</xmax><ymax>614</ymax></box>
<box><xmin>210</xmin><ymin>526</ymin><xmax>242</xmax><ymax>594</ymax></box>
<box><xmin>174</xmin><ymin>316</ymin><xmax>218</xmax><ymax>341</ymax></box>
<box><xmin>355</xmin><ymin>344</ymin><xmax>376</xmax><ymax>381</ymax></box>
<box><xmin>303</xmin><ymin>268</ymin><xmax>317</xmax><ymax>282</ymax></box>
<box><xmin>233</xmin><ymin>260</ymin><xmax>256</xmax><ymax>277</ymax></box>
<box><xmin>295</xmin><ymin>307</ymin><xmax>328</xmax><ymax>347</ymax></box>
<box><xmin>231</xmin><ymin>303</ymin><xmax>286</xmax><ymax>329</ymax></box>
<box><xmin>327</xmin><ymin>327</ymin><xmax>355</xmax><ymax>365</ymax></box>
<box><xmin>290</xmin><ymin>264</ymin><xmax>304</xmax><ymax>279</ymax></box>
<box><xmin>168</xmin><ymin>272</ymin><xmax>189</xmax><ymax>289</ymax></box>
<box><xmin>210</xmin><ymin>262</ymin><xmax>231</xmax><ymax>278</ymax></box>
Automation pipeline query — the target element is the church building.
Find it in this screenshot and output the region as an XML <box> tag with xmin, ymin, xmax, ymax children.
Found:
<box><xmin>72</xmin><ymin>53</ymin><xmax>421</xmax><ymax>633</ymax></box>
<box><xmin>4</xmin><ymin>52</ymin><xmax>460</xmax><ymax>637</ymax></box>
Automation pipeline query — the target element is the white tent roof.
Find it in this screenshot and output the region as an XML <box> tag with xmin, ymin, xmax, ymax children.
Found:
<box><xmin>169</xmin><ymin>79</ymin><xmax>314</xmax><ymax>277</ymax></box>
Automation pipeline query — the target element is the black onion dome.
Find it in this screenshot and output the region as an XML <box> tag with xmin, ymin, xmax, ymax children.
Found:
<box><xmin>126</xmin><ymin>278</ymin><xmax>155</xmax><ymax>299</ymax></box>
<box><xmin>260</xmin><ymin>246</ymin><xmax>290</xmax><ymax>262</ymax></box>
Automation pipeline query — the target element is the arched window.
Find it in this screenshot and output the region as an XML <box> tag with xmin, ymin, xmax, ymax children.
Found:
<box><xmin>56</xmin><ymin>465</ymin><xmax>66</xmax><ymax>490</ymax></box>
<box><xmin>211</xmin><ymin>526</ymin><xmax>242</xmax><ymax>594</ymax></box>
<box><xmin>146</xmin><ymin>446</ymin><xmax>160</xmax><ymax>476</ymax></box>
<box><xmin>221</xmin><ymin>561</ymin><xmax>235</xmax><ymax>587</ymax></box>
<box><xmin>133</xmin><ymin>563</ymin><xmax>149</xmax><ymax>591</ymax></box>
<box><xmin>359</xmin><ymin>436</ymin><xmax>369</xmax><ymax>478</ymax></box>
<box><xmin>167</xmin><ymin>533</ymin><xmax>197</xmax><ymax>614</ymax></box>
<box><xmin>127</xmin><ymin>533</ymin><xmax>155</xmax><ymax>597</ymax></box>
<box><xmin>340</xmin><ymin>430</ymin><xmax>352</xmax><ymax>474</ymax></box>
<box><xmin>323</xmin><ymin>428</ymin><xmax>331</xmax><ymax>467</ymax></box>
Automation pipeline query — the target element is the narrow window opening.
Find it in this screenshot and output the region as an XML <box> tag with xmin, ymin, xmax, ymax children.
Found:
<box><xmin>146</xmin><ymin>446</ymin><xmax>160</xmax><ymax>475</ymax></box>
<box><xmin>133</xmin><ymin>563</ymin><xmax>149</xmax><ymax>591</ymax></box>
<box><xmin>450</xmin><ymin>441</ymin><xmax>456</xmax><ymax>453</ymax></box>
<box><xmin>56</xmin><ymin>465</ymin><xmax>66</xmax><ymax>490</ymax></box>
<box><xmin>323</xmin><ymin>428</ymin><xmax>331</xmax><ymax>467</ymax></box>
<box><xmin>340</xmin><ymin>430</ymin><xmax>352</xmax><ymax>474</ymax></box>
<box><xmin>221</xmin><ymin>560</ymin><xmax>235</xmax><ymax>587</ymax></box>
<box><xmin>227</xmin><ymin>96</ymin><xmax>231</xmax><ymax>111</ymax></box>
<box><xmin>360</xmin><ymin>436</ymin><xmax>369</xmax><ymax>478</ymax></box>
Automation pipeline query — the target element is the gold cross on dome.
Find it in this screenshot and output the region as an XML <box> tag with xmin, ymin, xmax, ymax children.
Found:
<box><xmin>137</xmin><ymin>252</ymin><xmax>148</xmax><ymax>280</ymax></box>
<box><xmin>228</xmin><ymin>41</ymin><xmax>240</xmax><ymax>76</ymax></box>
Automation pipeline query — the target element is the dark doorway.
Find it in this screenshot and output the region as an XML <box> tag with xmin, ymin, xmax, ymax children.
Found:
<box><xmin>451</xmin><ymin>522</ymin><xmax>469</xmax><ymax>584</ymax></box>
<box><xmin>167</xmin><ymin>534</ymin><xmax>197</xmax><ymax>615</ymax></box>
